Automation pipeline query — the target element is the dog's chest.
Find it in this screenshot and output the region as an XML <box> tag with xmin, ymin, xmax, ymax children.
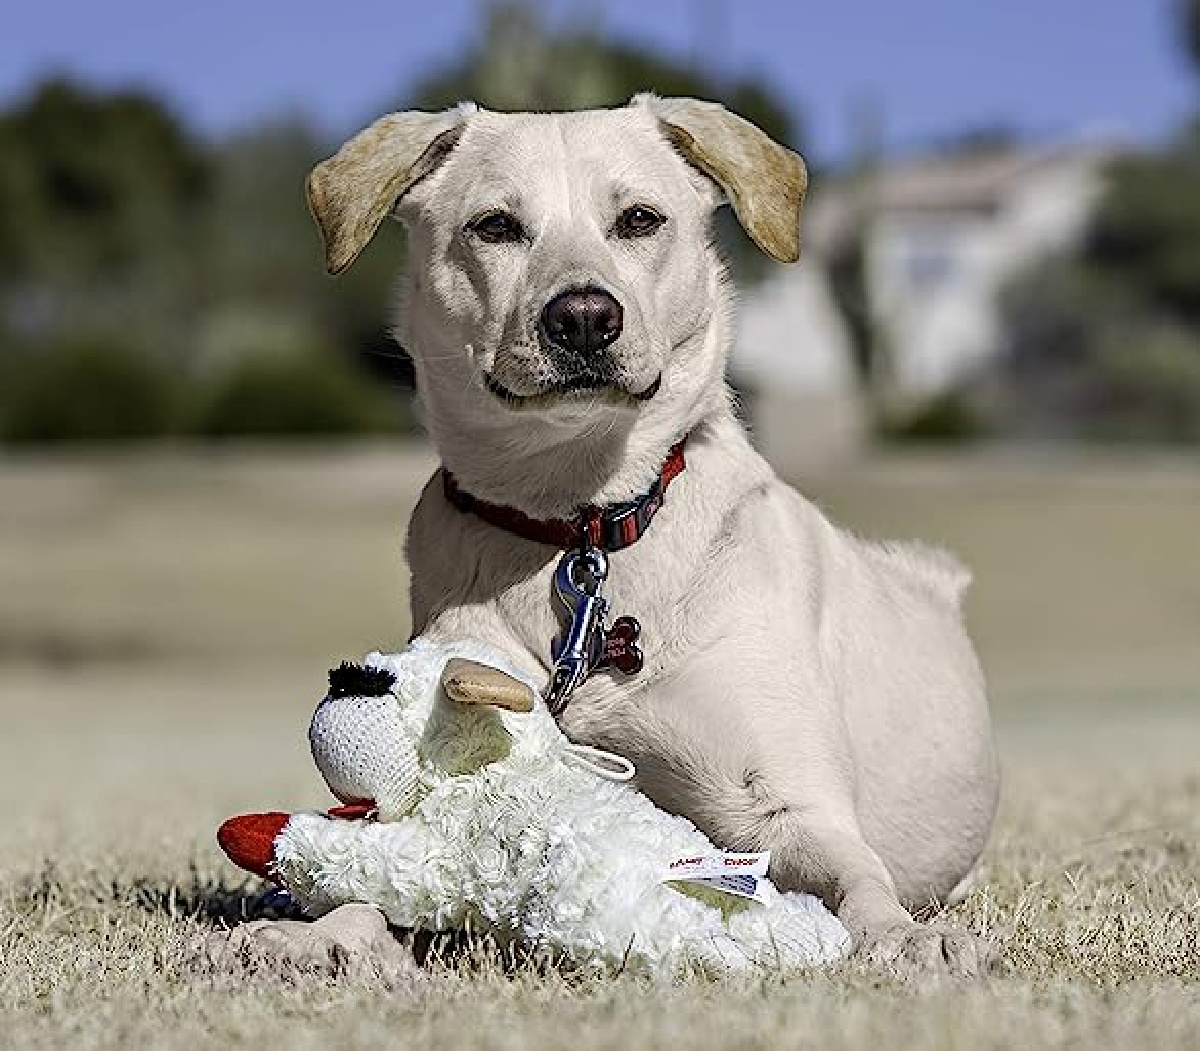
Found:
<box><xmin>407</xmin><ymin>461</ymin><xmax>788</xmax><ymax>737</ymax></box>
<box><xmin>409</xmin><ymin>485</ymin><xmax>712</xmax><ymax>667</ymax></box>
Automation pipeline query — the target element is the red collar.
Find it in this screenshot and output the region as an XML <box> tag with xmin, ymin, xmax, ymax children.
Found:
<box><xmin>442</xmin><ymin>439</ymin><xmax>687</xmax><ymax>552</ymax></box>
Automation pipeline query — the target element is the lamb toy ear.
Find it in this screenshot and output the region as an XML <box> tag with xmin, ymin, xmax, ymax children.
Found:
<box><xmin>440</xmin><ymin>658</ymin><xmax>535</xmax><ymax>713</ymax></box>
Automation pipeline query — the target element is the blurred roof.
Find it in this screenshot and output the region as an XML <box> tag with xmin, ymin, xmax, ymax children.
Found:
<box><xmin>808</xmin><ymin>140</ymin><xmax>1125</xmax><ymax>252</ymax></box>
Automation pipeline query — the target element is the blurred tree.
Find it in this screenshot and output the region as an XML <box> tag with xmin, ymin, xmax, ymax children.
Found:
<box><xmin>0</xmin><ymin>79</ymin><xmax>210</xmax><ymax>350</ymax></box>
<box><xmin>1084</xmin><ymin>128</ymin><xmax>1200</xmax><ymax>327</ymax></box>
<box><xmin>1</xmin><ymin>336</ymin><xmax>179</xmax><ymax>442</ymax></box>
<box><xmin>988</xmin><ymin>119</ymin><xmax>1200</xmax><ymax>443</ymax></box>
<box><xmin>404</xmin><ymin>1</ymin><xmax>801</xmax><ymax>287</ymax></box>
<box><xmin>190</xmin><ymin>346</ymin><xmax>406</xmax><ymax>439</ymax></box>
<box><xmin>996</xmin><ymin>259</ymin><xmax>1200</xmax><ymax>443</ymax></box>
<box><xmin>0</xmin><ymin>79</ymin><xmax>207</xmax><ymax>273</ymax></box>
<box><xmin>1183</xmin><ymin>0</ymin><xmax>1200</xmax><ymax>72</ymax></box>
<box><xmin>0</xmin><ymin>83</ymin><xmax>409</xmax><ymax>440</ymax></box>
<box><xmin>411</xmin><ymin>3</ymin><xmax>794</xmax><ymax>150</ymax></box>
<box><xmin>953</xmin><ymin>3</ymin><xmax>1200</xmax><ymax>445</ymax></box>
<box><xmin>200</xmin><ymin>122</ymin><xmax>326</xmax><ymax>313</ymax></box>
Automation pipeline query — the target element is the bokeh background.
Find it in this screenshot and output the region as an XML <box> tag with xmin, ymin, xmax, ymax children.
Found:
<box><xmin>1</xmin><ymin>1</ymin><xmax>1198</xmax><ymax>862</ymax></box>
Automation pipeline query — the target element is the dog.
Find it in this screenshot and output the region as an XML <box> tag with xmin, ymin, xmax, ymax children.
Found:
<box><xmin>236</xmin><ymin>95</ymin><xmax>999</xmax><ymax>980</ymax></box>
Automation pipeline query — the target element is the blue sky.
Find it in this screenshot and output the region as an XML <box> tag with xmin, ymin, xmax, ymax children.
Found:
<box><xmin>2</xmin><ymin>1</ymin><xmax>1195</xmax><ymax>162</ymax></box>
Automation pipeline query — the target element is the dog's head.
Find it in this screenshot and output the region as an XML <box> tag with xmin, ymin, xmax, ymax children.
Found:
<box><xmin>307</xmin><ymin>96</ymin><xmax>805</xmax><ymax>481</ymax></box>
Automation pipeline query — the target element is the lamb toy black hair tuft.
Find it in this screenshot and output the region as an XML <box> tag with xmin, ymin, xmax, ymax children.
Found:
<box><xmin>327</xmin><ymin>661</ymin><xmax>397</xmax><ymax>699</ymax></box>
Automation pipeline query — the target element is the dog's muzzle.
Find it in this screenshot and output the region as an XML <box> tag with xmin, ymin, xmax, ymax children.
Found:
<box><xmin>484</xmin><ymin>286</ymin><xmax>659</xmax><ymax>407</ymax></box>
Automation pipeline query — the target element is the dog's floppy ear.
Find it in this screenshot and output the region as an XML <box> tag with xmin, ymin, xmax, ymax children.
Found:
<box><xmin>634</xmin><ymin>94</ymin><xmax>807</xmax><ymax>263</ymax></box>
<box><xmin>307</xmin><ymin>104</ymin><xmax>474</xmax><ymax>275</ymax></box>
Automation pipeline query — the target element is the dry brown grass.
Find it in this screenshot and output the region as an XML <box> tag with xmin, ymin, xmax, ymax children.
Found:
<box><xmin>1</xmin><ymin>445</ymin><xmax>1198</xmax><ymax>1050</ymax></box>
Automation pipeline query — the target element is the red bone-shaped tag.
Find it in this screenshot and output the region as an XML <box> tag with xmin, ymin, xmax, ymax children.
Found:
<box><xmin>599</xmin><ymin>615</ymin><xmax>644</xmax><ymax>675</ymax></box>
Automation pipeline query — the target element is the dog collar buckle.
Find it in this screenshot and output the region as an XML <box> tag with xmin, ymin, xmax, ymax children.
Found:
<box><xmin>545</xmin><ymin>544</ymin><xmax>644</xmax><ymax>717</ymax></box>
<box><xmin>546</xmin><ymin>548</ymin><xmax>609</xmax><ymax>716</ymax></box>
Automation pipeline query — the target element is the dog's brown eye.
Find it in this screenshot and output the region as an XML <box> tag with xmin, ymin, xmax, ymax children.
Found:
<box><xmin>614</xmin><ymin>205</ymin><xmax>666</xmax><ymax>238</ymax></box>
<box><xmin>468</xmin><ymin>210</ymin><xmax>524</xmax><ymax>243</ymax></box>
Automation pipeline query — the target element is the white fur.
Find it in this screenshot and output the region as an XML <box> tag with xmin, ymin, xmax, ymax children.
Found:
<box><xmin>274</xmin><ymin>639</ymin><xmax>850</xmax><ymax>977</ymax></box>
<box><xmin>309</xmin><ymin>98</ymin><xmax>1000</xmax><ymax>973</ymax></box>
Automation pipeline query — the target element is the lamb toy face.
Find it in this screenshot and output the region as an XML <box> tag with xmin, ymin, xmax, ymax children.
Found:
<box><xmin>263</xmin><ymin>638</ymin><xmax>850</xmax><ymax>978</ymax></box>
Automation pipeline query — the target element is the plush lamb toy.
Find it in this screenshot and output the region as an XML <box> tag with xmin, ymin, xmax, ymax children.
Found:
<box><xmin>220</xmin><ymin>638</ymin><xmax>850</xmax><ymax>978</ymax></box>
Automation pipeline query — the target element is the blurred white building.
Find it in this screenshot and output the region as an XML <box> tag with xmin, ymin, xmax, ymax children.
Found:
<box><xmin>732</xmin><ymin>141</ymin><xmax>1118</xmax><ymax>471</ymax></box>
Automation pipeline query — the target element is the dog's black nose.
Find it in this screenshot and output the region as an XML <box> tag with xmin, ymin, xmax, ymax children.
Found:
<box><xmin>540</xmin><ymin>287</ymin><xmax>623</xmax><ymax>357</ymax></box>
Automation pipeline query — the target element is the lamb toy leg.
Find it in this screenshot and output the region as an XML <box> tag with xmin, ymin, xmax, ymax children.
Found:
<box><xmin>218</xmin><ymin>640</ymin><xmax>851</xmax><ymax>978</ymax></box>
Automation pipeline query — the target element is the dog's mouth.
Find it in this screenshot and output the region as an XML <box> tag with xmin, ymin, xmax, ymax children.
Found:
<box><xmin>483</xmin><ymin>372</ymin><xmax>662</xmax><ymax>410</ymax></box>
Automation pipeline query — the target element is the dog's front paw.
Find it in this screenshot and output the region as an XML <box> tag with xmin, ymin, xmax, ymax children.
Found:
<box><xmin>199</xmin><ymin>903</ymin><xmax>419</xmax><ymax>983</ymax></box>
<box><xmin>857</xmin><ymin>922</ymin><xmax>996</xmax><ymax>982</ymax></box>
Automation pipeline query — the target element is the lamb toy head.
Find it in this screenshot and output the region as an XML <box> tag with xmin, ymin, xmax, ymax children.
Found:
<box><xmin>264</xmin><ymin>638</ymin><xmax>851</xmax><ymax>977</ymax></box>
<box><xmin>308</xmin><ymin>641</ymin><xmax>596</xmax><ymax>823</ymax></box>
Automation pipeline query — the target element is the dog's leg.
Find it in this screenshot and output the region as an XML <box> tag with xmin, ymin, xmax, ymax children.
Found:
<box><xmin>721</xmin><ymin>627</ymin><xmax>994</xmax><ymax>982</ymax></box>
<box><xmin>761</xmin><ymin>801</ymin><xmax>994</xmax><ymax>981</ymax></box>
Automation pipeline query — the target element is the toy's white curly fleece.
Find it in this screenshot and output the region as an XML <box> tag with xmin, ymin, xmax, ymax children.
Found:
<box><xmin>272</xmin><ymin>638</ymin><xmax>851</xmax><ymax>978</ymax></box>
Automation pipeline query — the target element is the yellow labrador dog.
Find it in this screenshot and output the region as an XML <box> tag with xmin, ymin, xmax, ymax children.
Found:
<box><xmin>246</xmin><ymin>95</ymin><xmax>999</xmax><ymax>979</ymax></box>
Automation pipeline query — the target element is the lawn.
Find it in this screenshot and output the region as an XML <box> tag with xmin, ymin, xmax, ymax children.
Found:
<box><xmin>1</xmin><ymin>445</ymin><xmax>1197</xmax><ymax>1049</ymax></box>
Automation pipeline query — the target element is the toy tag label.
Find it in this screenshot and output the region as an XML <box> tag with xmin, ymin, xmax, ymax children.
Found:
<box><xmin>662</xmin><ymin>850</ymin><xmax>772</xmax><ymax>904</ymax></box>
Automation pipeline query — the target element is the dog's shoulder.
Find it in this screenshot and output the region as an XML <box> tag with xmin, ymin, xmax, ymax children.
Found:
<box><xmin>857</xmin><ymin>535</ymin><xmax>973</xmax><ymax>609</ymax></box>
<box><xmin>766</xmin><ymin>482</ymin><xmax>972</xmax><ymax>610</ymax></box>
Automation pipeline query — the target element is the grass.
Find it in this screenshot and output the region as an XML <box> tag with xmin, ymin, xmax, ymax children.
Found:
<box><xmin>1</xmin><ymin>443</ymin><xmax>1198</xmax><ymax>1049</ymax></box>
